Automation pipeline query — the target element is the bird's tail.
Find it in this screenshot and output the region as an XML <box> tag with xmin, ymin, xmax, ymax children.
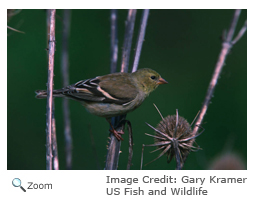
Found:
<box><xmin>35</xmin><ymin>89</ymin><xmax>65</xmax><ymax>99</ymax></box>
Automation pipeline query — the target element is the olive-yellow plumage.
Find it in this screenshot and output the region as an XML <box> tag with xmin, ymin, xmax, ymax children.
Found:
<box><xmin>36</xmin><ymin>68</ymin><xmax>168</xmax><ymax>140</ymax></box>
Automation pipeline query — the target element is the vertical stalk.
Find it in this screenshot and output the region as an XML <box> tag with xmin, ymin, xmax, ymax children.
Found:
<box><xmin>121</xmin><ymin>9</ymin><xmax>137</xmax><ymax>73</ymax></box>
<box><xmin>46</xmin><ymin>9</ymin><xmax>56</xmax><ymax>170</ymax></box>
<box><xmin>132</xmin><ymin>9</ymin><xmax>150</xmax><ymax>72</ymax></box>
<box><xmin>110</xmin><ymin>9</ymin><xmax>118</xmax><ymax>74</ymax></box>
<box><xmin>61</xmin><ymin>9</ymin><xmax>72</xmax><ymax>170</ymax></box>
<box><xmin>52</xmin><ymin>102</ymin><xmax>59</xmax><ymax>170</ymax></box>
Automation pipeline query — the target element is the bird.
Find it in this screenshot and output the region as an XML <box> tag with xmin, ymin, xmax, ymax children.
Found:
<box><xmin>36</xmin><ymin>68</ymin><xmax>168</xmax><ymax>140</ymax></box>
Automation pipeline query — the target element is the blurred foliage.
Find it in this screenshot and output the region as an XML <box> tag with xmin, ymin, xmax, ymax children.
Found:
<box><xmin>7</xmin><ymin>9</ymin><xmax>247</xmax><ymax>170</ymax></box>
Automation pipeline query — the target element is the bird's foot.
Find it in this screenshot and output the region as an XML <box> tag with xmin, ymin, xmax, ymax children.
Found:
<box><xmin>109</xmin><ymin>128</ymin><xmax>124</xmax><ymax>141</ymax></box>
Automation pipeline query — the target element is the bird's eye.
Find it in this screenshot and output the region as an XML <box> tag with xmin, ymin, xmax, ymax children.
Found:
<box><xmin>150</xmin><ymin>76</ymin><xmax>156</xmax><ymax>80</ymax></box>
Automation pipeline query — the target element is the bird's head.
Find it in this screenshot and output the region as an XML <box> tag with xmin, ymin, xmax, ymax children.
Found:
<box><xmin>132</xmin><ymin>68</ymin><xmax>168</xmax><ymax>95</ymax></box>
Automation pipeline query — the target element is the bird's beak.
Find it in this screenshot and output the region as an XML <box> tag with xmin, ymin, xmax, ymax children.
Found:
<box><xmin>157</xmin><ymin>77</ymin><xmax>168</xmax><ymax>85</ymax></box>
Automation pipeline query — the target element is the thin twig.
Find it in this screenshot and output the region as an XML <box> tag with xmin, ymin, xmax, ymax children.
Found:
<box><xmin>232</xmin><ymin>20</ymin><xmax>247</xmax><ymax>45</ymax></box>
<box><xmin>126</xmin><ymin>121</ymin><xmax>133</xmax><ymax>170</ymax></box>
<box><xmin>140</xmin><ymin>144</ymin><xmax>145</xmax><ymax>170</ymax></box>
<box><xmin>61</xmin><ymin>9</ymin><xmax>72</xmax><ymax>170</ymax></box>
<box><xmin>121</xmin><ymin>9</ymin><xmax>137</xmax><ymax>73</ymax></box>
<box><xmin>225</xmin><ymin>10</ymin><xmax>241</xmax><ymax>42</ymax></box>
<box><xmin>192</xmin><ymin>9</ymin><xmax>246</xmax><ymax>136</ymax></box>
<box><xmin>61</xmin><ymin>9</ymin><xmax>71</xmax><ymax>87</ymax></box>
<box><xmin>46</xmin><ymin>9</ymin><xmax>56</xmax><ymax>170</ymax></box>
<box><xmin>7</xmin><ymin>25</ymin><xmax>25</xmax><ymax>34</ymax></box>
<box><xmin>132</xmin><ymin>9</ymin><xmax>149</xmax><ymax>72</ymax></box>
<box><xmin>110</xmin><ymin>9</ymin><xmax>118</xmax><ymax>74</ymax></box>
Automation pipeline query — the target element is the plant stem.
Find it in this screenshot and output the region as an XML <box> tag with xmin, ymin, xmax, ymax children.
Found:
<box><xmin>61</xmin><ymin>9</ymin><xmax>72</xmax><ymax>170</ymax></box>
<box><xmin>46</xmin><ymin>9</ymin><xmax>56</xmax><ymax>170</ymax></box>
<box><xmin>121</xmin><ymin>9</ymin><xmax>137</xmax><ymax>73</ymax></box>
<box><xmin>110</xmin><ymin>9</ymin><xmax>118</xmax><ymax>74</ymax></box>
<box><xmin>132</xmin><ymin>9</ymin><xmax>150</xmax><ymax>72</ymax></box>
<box><xmin>192</xmin><ymin>9</ymin><xmax>246</xmax><ymax>136</ymax></box>
<box><xmin>52</xmin><ymin>102</ymin><xmax>59</xmax><ymax>170</ymax></box>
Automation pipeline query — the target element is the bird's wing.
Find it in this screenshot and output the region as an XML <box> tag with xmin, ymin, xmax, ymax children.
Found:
<box><xmin>64</xmin><ymin>73</ymin><xmax>138</xmax><ymax>105</ymax></box>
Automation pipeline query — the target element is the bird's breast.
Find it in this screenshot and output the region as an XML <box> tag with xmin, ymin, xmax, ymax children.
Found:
<box><xmin>83</xmin><ymin>93</ymin><xmax>146</xmax><ymax>118</ymax></box>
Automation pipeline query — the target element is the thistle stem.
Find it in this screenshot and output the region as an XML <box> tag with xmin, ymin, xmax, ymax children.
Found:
<box><xmin>192</xmin><ymin>9</ymin><xmax>246</xmax><ymax>136</ymax></box>
<box><xmin>46</xmin><ymin>9</ymin><xmax>56</xmax><ymax>170</ymax></box>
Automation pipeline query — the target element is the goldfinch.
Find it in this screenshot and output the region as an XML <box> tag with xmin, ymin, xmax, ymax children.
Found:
<box><xmin>36</xmin><ymin>68</ymin><xmax>168</xmax><ymax>140</ymax></box>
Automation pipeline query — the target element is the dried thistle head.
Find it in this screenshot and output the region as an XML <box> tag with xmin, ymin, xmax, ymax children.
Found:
<box><xmin>141</xmin><ymin>104</ymin><xmax>203</xmax><ymax>170</ymax></box>
<box><xmin>155</xmin><ymin>115</ymin><xmax>194</xmax><ymax>164</ymax></box>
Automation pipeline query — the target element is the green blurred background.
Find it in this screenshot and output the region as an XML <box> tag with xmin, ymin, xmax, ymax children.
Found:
<box><xmin>7</xmin><ymin>9</ymin><xmax>247</xmax><ymax>170</ymax></box>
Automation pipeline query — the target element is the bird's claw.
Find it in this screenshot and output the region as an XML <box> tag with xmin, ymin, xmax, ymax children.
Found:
<box><xmin>109</xmin><ymin>129</ymin><xmax>124</xmax><ymax>141</ymax></box>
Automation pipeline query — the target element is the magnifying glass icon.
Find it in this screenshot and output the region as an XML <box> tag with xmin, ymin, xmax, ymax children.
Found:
<box><xmin>12</xmin><ymin>178</ymin><xmax>26</xmax><ymax>192</ymax></box>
